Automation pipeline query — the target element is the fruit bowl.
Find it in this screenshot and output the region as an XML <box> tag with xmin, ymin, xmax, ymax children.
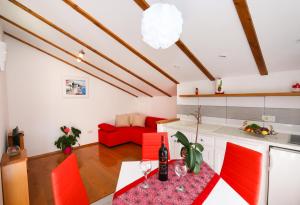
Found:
<box><xmin>241</xmin><ymin>122</ymin><xmax>276</xmax><ymax>137</ymax></box>
<box><xmin>242</xmin><ymin>130</ymin><xmax>269</xmax><ymax>138</ymax></box>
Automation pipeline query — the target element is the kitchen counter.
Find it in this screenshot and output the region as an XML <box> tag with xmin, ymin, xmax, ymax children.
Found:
<box><xmin>162</xmin><ymin>120</ymin><xmax>300</xmax><ymax>151</ymax></box>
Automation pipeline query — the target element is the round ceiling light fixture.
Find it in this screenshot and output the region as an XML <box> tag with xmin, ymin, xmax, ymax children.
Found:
<box><xmin>141</xmin><ymin>3</ymin><xmax>183</xmax><ymax>49</ymax></box>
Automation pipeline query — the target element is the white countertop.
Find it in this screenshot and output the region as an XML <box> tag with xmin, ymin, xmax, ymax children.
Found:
<box><xmin>163</xmin><ymin>120</ymin><xmax>300</xmax><ymax>151</ymax></box>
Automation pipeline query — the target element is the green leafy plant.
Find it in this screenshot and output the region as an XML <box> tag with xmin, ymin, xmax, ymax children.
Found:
<box><xmin>54</xmin><ymin>126</ymin><xmax>81</xmax><ymax>151</ymax></box>
<box><xmin>172</xmin><ymin>131</ymin><xmax>204</xmax><ymax>174</ymax></box>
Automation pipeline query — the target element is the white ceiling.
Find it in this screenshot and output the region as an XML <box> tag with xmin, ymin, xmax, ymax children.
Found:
<box><xmin>0</xmin><ymin>0</ymin><xmax>299</xmax><ymax>97</ymax></box>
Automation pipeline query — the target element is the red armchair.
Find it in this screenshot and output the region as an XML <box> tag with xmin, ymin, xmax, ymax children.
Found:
<box><xmin>98</xmin><ymin>116</ymin><xmax>165</xmax><ymax>147</ymax></box>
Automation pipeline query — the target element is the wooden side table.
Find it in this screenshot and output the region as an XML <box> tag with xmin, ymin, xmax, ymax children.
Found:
<box><xmin>1</xmin><ymin>149</ymin><xmax>30</xmax><ymax>205</ymax></box>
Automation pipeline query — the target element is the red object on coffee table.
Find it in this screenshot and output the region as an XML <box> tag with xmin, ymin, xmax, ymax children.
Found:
<box><xmin>113</xmin><ymin>160</ymin><xmax>220</xmax><ymax>205</ymax></box>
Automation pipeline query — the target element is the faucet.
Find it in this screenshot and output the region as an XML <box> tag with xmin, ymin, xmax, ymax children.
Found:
<box><xmin>190</xmin><ymin>105</ymin><xmax>202</xmax><ymax>124</ymax></box>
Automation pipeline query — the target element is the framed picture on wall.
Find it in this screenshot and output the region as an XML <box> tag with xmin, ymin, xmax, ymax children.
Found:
<box><xmin>63</xmin><ymin>77</ymin><xmax>89</xmax><ymax>98</ymax></box>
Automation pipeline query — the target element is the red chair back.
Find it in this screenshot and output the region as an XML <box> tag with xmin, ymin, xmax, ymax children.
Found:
<box><xmin>142</xmin><ymin>132</ymin><xmax>170</xmax><ymax>160</ymax></box>
<box><xmin>51</xmin><ymin>154</ymin><xmax>89</xmax><ymax>205</ymax></box>
<box><xmin>220</xmin><ymin>142</ymin><xmax>262</xmax><ymax>205</ymax></box>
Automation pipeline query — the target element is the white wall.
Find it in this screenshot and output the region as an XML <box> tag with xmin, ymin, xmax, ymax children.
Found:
<box><xmin>0</xmin><ymin>71</ymin><xmax>8</xmax><ymax>205</ymax></box>
<box><xmin>4</xmin><ymin>37</ymin><xmax>139</xmax><ymax>157</ymax></box>
<box><xmin>177</xmin><ymin>71</ymin><xmax>300</xmax><ymax>134</ymax></box>
<box><xmin>177</xmin><ymin>70</ymin><xmax>300</xmax><ymax>107</ymax></box>
<box><xmin>135</xmin><ymin>96</ymin><xmax>177</xmax><ymax>119</ymax></box>
<box><xmin>4</xmin><ymin>36</ymin><xmax>177</xmax><ymax>157</ymax></box>
<box><xmin>0</xmin><ymin>26</ymin><xmax>8</xmax><ymax>205</ymax></box>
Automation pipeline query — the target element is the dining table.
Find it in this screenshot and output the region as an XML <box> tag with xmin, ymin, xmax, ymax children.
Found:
<box><xmin>113</xmin><ymin>160</ymin><xmax>248</xmax><ymax>205</ymax></box>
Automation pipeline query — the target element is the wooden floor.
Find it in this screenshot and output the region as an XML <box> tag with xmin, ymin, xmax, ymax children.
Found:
<box><xmin>27</xmin><ymin>143</ymin><xmax>141</xmax><ymax>205</ymax></box>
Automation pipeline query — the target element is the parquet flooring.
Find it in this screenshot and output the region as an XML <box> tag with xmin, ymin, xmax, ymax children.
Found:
<box><xmin>27</xmin><ymin>143</ymin><xmax>141</xmax><ymax>205</ymax></box>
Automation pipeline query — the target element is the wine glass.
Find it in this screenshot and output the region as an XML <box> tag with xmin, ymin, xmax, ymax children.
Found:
<box><xmin>139</xmin><ymin>160</ymin><xmax>152</xmax><ymax>189</ymax></box>
<box><xmin>175</xmin><ymin>162</ymin><xmax>188</xmax><ymax>192</ymax></box>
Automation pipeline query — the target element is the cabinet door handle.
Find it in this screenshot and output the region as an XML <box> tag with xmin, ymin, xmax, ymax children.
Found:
<box><xmin>200</xmin><ymin>139</ymin><xmax>204</xmax><ymax>142</ymax></box>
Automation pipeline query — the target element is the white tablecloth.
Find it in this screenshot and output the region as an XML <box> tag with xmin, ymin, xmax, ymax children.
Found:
<box><xmin>116</xmin><ymin>161</ymin><xmax>248</xmax><ymax>205</ymax></box>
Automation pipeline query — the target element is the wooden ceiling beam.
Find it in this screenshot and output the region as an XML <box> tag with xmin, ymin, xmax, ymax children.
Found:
<box><xmin>62</xmin><ymin>0</ymin><xmax>179</xmax><ymax>84</ymax></box>
<box><xmin>4</xmin><ymin>32</ymin><xmax>138</xmax><ymax>97</ymax></box>
<box><xmin>0</xmin><ymin>15</ymin><xmax>152</xmax><ymax>97</ymax></box>
<box><xmin>175</xmin><ymin>41</ymin><xmax>215</xmax><ymax>80</ymax></box>
<box><xmin>233</xmin><ymin>0</ymin><xmax>268</xmax><ymax>75</ymax></box>
<box><xmin>133</xmin><ymin>0</ymin><xmax>215</xmax><ymax>81</ymax></box>
<box><xmin>8</xmin><ymin>0</ymin><xmax>172</xmax><ymax>97</ymax></box>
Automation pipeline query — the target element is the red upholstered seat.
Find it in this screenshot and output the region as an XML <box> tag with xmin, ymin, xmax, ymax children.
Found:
<box><xmin>98</xmin><ymin>123</ymin><xmax>116</xmax><ymax>132</ymax></box>
<box><xmin>220</xmin><ymin>142</ymin><xmax>262</xmax><ymax>205</ymax></box>
<box><xmin>51</xmin><ymin>154</ymin><xmax>89</xmax><ymax>205</ymax></box>
<box><xmin>98</xmin><ymin>116</ymin><xmax>165</xmax><ymax>147</ymax></box>
<box><xmin>142</xmin><ymin>132</ymin><xmax>170</xmax><ymax>160</ymax></box>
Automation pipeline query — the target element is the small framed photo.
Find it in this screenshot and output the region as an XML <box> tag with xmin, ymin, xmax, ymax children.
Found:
<box><xmin>63</xmin><ymin>77</ymin><xmax>88</xmax><ymax>98</ymax></box>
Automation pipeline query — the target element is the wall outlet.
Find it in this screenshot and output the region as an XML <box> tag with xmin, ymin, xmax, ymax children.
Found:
<box><xmin>262</xmin><ymin>115</ymin><xmax>276</xmax><ymax>122</ymax></box>
<box><xmin>87</xmin><ymin>130</ymin><xmax>93</xmax><ymax>134</ymax></box>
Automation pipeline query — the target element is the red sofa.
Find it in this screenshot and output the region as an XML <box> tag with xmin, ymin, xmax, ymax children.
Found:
<box><xmin>98</xmin><ymin>116</ymin><xmax>165</xmax><ymax>147</ymax></box>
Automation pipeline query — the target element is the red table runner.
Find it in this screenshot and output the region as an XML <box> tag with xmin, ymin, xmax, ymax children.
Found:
<box><xmin>113</xmin><ymin>160</ymin><xmax>220</xmax><ymax>205</ymax></box>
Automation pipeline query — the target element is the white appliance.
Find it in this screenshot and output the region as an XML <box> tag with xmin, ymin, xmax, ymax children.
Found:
<box><xmin>268</xmin><ymin>147</ymin><xmax>300</xmax><ymax>205</ymax></box>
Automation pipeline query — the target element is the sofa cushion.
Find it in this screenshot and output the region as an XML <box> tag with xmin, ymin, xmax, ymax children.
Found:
<box><xmin>115</xmin><ymin>114</ymin><xmax>131</xmax><ymax>127</ymax></box>
<box><xmin>131</xmin><ymin>114</ymin><xmax>146</xmax><ymax>127</ymax></box>
<box><xmin>98</xmin><ymin>123</ymin><xmax>116</xmax><ymax>132</ymax></box>
<box><xmin>145</xmin><ymin>117</ymin><xmax>165</xmax><ymax>130</ymax></box>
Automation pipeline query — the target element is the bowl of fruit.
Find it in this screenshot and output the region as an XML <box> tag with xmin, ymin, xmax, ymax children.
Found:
<box><xmin>292</xmin><ymin>83</ymin><xmax>300</xmax><ymax>92</ymax></box>
<box><xmin>241</xmin><ymin>121</ymin><xmax>276</xmax><ymax>137</ymax></box>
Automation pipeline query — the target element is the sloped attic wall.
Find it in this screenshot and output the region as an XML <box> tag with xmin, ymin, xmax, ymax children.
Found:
<box><xmin>4</xmin><ymin>36</ymin><xmax>170</xmax><ymax>157</ymax></box>
<box><xmin>4</xmin><ymin>36</ymin><xmax>134</xmax><ymax>156</ymax></box>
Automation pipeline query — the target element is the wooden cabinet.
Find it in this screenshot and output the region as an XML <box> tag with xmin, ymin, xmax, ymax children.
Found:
<box><xmin>1</xmin><ymin>150</ymin><xmax>29</xmax><ymax>205</ymax></box>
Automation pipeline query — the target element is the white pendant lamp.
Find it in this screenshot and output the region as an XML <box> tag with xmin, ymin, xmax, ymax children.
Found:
<box><xmin>141</xmin><ymin>3</ymin><xmax>183</xmax><ymax>49</ymax></box>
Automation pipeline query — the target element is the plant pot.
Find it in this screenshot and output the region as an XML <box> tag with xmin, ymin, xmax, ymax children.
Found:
<box><xmin>180</xmin><ymin>147</ymin><xmax>187</xmax><ymax>160</ymax></box>
<box><xmin>63</xmin><ymin>146</ymin><xmax>72</xmax><ymax>155</ymax></box>
<box><xmin>180</xmin><ymin>147</ymin><xmax>193</xmax><ymax>173</ymax></box>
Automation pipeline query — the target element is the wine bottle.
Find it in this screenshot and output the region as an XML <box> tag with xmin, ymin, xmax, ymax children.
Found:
<box><xmin>158</xmin><ymin>135</ymin><xmax>168</xmax><ymax>181</ymax></box>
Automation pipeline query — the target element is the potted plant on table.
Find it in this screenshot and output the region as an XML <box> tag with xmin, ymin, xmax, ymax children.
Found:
<box><xmin>172</xmin><ymin>105</ymin><xmax>204</xmax><ymax>174</ymax></box>
<box><xmin>172</xmin><ymin>131</ymin><xmax>204</xmax><ymax>174</ymax></box>
<box><xmin>54</xmin><ymin>126</ymin><xmax>81</xmax><ymax>154</ymax></box>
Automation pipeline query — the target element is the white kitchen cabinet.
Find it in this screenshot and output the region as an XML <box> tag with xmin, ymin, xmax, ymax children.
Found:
<box><xmin>162</xmin><ymin>127</ymin><xmax>178</xmax><ymax>160</ymax></box>
<box><xmin>172</xmin><ymin>130</ymin><xmax>193</xmax><ymax>159</ymax></box>
<box><xmin>214</xmin><ymin>146</ymin><xmax>225</xmax><ymax>174</ymax></box>
<box><xmin>197</xmin><ymin>134</ymin><xmax>215</xmax><ymax>168</ymax></box>
<box><xmin>202</xmin><ymin>145</ymin><xmax>214</xmax><ymax>168</ymax></box>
